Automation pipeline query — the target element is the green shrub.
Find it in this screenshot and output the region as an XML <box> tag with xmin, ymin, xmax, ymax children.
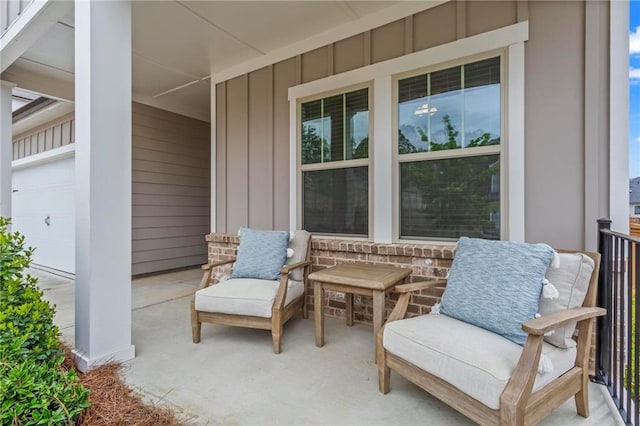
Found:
<box><xmin>0</xmin><ymin>217</ymin><xmax>89</xmax><ymax>425</ymax></box>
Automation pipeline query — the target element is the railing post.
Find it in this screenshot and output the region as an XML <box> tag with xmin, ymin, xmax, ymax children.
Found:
<box><xmin>593</xmin><ymin>218</ymin><xmax>612</xmax><ymax>385</ymax></box>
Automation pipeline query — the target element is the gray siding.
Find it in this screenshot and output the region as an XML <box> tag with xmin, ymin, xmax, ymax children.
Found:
<box><xmin>215</xmin><ymin>0</ymin><xmax>520</xmax><ymax>235</ymax></box>
<box><xmin>13</xmin><ymin>113</ymin><xmax>75</xmax><ymax>159</ymax></box>
<box><xmin>132</xmin><ymin>102</ymin><xmax>210</xmax><ymax>275</ymax></box>
<box><xmin>525</xmin><ymin>0</ymin><xmax>587</xmax><ymax>249</ymax></box>
<box><xmin>215</xmin><ymin>0</ymin><xmax>614</xmax><ymax>250</ymax></box>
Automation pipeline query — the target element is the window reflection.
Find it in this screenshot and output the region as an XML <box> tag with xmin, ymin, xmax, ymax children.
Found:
<box><xmin>301</xmin><ymin>88</ymin><xmax>368</xmax><ymax>164</ymax></box>
<box><xmin>398</xmin><ymin>57</ymin><xmax>500</xmax><ymax>154</ymax></box>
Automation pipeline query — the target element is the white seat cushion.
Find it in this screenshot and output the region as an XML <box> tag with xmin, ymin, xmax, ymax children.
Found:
<box><xmin>383</xmin><ymin>314</ymin><xmax>576</xmax><ymax>410</ymax></box>
<box><xmin>195</xmin><ymin>278</ymin><xmax>304</xmax><ymax>318</ymax></box>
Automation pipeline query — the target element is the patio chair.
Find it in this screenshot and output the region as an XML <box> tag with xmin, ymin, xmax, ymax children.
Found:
<box><xmin>191</xmin><ymin>228</ymin><xmax>312</xmax><ymax>353</ymax></box>
<box><xmin>377</xmin><ymin>237</ymin><xmax>606</xmax><ymax>426</ymax></box>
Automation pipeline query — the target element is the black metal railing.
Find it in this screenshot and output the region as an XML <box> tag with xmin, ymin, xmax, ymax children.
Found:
<box><xmin>594</xmin><ymin>218</ymin><xmax>639</xmax><ymax>426</ymax></box>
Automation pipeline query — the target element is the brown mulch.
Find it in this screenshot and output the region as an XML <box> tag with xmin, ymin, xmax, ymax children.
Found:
<box><xmin>62</xmin><ymin>346</ymin><xmax>184</xmax><ymax>426</ymax></box>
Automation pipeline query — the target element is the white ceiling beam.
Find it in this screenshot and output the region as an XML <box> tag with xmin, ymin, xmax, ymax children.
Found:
<box><xmin>0</xmin><ymin>0</ymin><xmax>73</xmax><ymax>72</ymax></box>
<box><xmin>1</xmin><ymin>61</ymin><xmax>73</xmax><ymax>101</ymax></box>
<box><xmin>211</xmin><ymin>0</ymin><xmax>449</xmax><ymax>84</ymax></box>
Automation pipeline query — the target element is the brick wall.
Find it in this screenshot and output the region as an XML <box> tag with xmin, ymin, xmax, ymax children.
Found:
<box><xmin>205</xmin><ymin>233</ymin><xmax>454</xmax><ymax>321</ymax></box>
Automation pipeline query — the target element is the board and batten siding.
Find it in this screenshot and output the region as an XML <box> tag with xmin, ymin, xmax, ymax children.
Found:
<box><xmin>132</xmin><ymin>102</ymin><xmax>210</xmax><ymax>275</ymax></box>
<box><xmin>215</xmin><ymin>0</ymin><xmax>611</xmax><ymax>250</ymax></box>
<box><xmin>13</xmin><ymin>113</ymin><xmax>75</xmax><ymax>159</ymax></box>
<box><xmin>215</xmin><ymin>0</ymin><xmax>521</xmax><ymax>234</ymax></box>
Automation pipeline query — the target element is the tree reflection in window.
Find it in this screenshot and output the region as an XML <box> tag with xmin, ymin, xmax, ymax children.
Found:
<box><xmin>398</xmin><ymin>57</ymin><xmax>500</xmax><ymax>154</ymax></box>
<box><xmin>301</xmin><ymin>89</ymin><xmax>368</xmax><ymax>164</ymax></box>
<box><xmin>400</xmin><ymin>155</ymin><xmax>500</xmax><ymax>240</ymax></box>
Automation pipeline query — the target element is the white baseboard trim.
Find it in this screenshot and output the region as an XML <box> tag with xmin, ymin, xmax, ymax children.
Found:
<box><xmin>72</xmin><ymin>344</ymin><xmax>135</xmax><ymax>373</ymax></box>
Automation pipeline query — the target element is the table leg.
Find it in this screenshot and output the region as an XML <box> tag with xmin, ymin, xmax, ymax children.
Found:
<box><xmin>346</xmin><ymin>293</ymin><xmax>354</xmax><ymax>326</ymax></box>
<box><xmin>314</xmin><ymin>281</ymin><xmax>325</xmax><ymax>347</ymax></box>
<box><xmin>372</xmin><ymin>290</ymin><xmax>385</xmax><ymax>361</ymax></box>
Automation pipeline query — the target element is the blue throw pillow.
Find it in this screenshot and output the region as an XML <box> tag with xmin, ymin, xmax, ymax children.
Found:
<box><xmin>230</xmin><ymin>228</ymin><xmax>290</xmax><ymax>280</ymax></box>
<box><xmin>440</xmin><ymin>237</ymin><xmax>554</xmax><ymax>345</ymax></box>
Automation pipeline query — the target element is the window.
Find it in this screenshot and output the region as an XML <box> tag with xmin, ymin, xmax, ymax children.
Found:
<box><xmin>635</xmin><ymin>205</ymin><xmax>640</xmax><ymax>215</ymax></box>
<box><xmin>397</xmin><ymin>57</ymin><xmax>502</xmax><ymax>240</ymax></box>
<box><xmin>300</xmin><ymin>88</ymin><xmax>369</xmax><ymax>236</ymax></box>
<box><xmin>289</xmin><ymin>26</ymin><xmax>525</xmax><ymax>242</ymax></box>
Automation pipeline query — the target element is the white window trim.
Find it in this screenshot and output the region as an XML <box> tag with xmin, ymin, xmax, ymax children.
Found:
<box><xmin>289</xmin><ymin>21</ymin><xmax>528</xmax><ymax>242</ymax></box>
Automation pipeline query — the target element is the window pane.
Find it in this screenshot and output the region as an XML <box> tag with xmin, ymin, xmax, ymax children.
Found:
<box><xmin>303</xmin><ymin>167</ymin><xmax>368</xmax><ymax>235</ymax></box>
<box><xmin>429</xmin><ymin>66</ymin><xmax>462</xmax><ymax>151</ymax></box>
<box><xmin>301</xmin><ymin>100</ymin><xmax>324</xmax><ymax>165</ymax></box>
<box><xmin>398</xmin><ymin>75</ymin><xmax>428</xmax><ymax>154</ymax></box>
<box><xmin>400</xmin><ymin>155</ymin><xmax>500</xmax><ymax>240</ymax></box>
<box><xmin>464</xmin><ymin>57</ymin><xmax>501</xmax><ymax>147</ymax></box>
<box><xmin>323</xmin><ymin>94</ymin><xmax>343</xmax><ymax>162</ymax></box>
<box><xmin>346</xmin><ymin>89</ymin><xmax>369</xmax><ymax>160</ymax></box>
<box><xmin>302</xmin><ymin>88</ymin><xmax>369</xmax><ymax>164</ymax></box>
<box><xmin>398</xmin><ymin>57</ymin><xmax>501</xmax><ymax>154</ymax></box>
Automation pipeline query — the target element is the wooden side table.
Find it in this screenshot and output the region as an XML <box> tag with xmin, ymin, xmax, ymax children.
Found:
<box><xmin>308</xmin><ymin>263</ymin><xmax>412</xmax><ymax>351</ymax></box>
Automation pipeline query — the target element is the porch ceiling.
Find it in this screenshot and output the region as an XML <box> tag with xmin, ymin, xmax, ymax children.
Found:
<box><xmin>2</xmin><ymin>1</ymin><xmax>400</xmax><ymax>122</ymax></box>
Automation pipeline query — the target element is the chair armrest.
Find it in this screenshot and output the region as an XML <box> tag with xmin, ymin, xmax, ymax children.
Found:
<box><xmin>280</xmin><ymin>260</ymin><xmax>311</xmax><ymax>275</ymax></box>
<box><xmin>394</xmin><ymin>279</ymin><xmax>447</xmax><ymax>293</ymax></box>
<box><xmin>201</xmin><ymin>258</ymin><xmax>236</xmax><ymax>270</ymax></box>
<box><xmin>385</xmin><ymin>280</ymin><xmax>447</xmax><ymax>324</ymax></box>
<box><xmin>198</xmin><ymin>258</ymin><xmax>236</xmax><ymax>290</ymax></box>
<box><xmin>521</xmin><ymin>307</ymin><xmax>606</xmax><ymax>336</ymax></box>
<box><xmin>501</xmin><ymin>308</ymin><xmax>604</xmax><ymax>414</ymax></box>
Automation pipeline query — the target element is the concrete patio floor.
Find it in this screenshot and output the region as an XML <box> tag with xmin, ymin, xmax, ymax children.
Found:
<box><xmin>34</xmin><ymin>267</ymin><xmax>624</xmax><ymax>426</ymax></box>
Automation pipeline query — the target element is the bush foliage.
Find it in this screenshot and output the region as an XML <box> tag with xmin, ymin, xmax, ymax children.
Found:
<box><xmin>0</xmin><ymin>217</ymin><xmax>89</xmax><ymax>425</ymax></box>
<box><xmin>626</xmin><ymin>287</ymin><xmax>637</xmax><ymax>400</ymax></box>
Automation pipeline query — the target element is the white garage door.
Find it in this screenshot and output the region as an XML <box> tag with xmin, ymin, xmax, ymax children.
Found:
<box><xmin>12</xmin><ymin>156</ymin><xmax>75</xmax><ymax>274</ymax></box>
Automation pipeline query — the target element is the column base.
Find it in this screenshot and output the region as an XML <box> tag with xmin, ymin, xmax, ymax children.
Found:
<box><xmin>72</xmin><ymin>344</ymin><xmax>135</xmax><ymax>373</ymax></box>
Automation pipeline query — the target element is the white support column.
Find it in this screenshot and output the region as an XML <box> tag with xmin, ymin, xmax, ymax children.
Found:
<box><xmin>73</xmin><ymin>0</ymin><xmax>134</xmax><ymax>372</ymax></box>
<box><xmin>609</xmin><ymin>0</ymin><xmax>630</xmax><ymax>234</ymax></box>
<box><xmin>0</xmin><ymin>82</ymin><xmax>14</xmax><ymax>219</ymax></box>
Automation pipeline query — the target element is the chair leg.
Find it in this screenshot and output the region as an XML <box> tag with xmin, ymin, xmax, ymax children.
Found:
<box><xmin>272</xmin><ymin>310</ymin><xmax>283</xmax><ymax>354</ymax></box>
<box><xmin>302</xmin><ymin>295</ymin><xmax>309</xmax><ymax>319</ymax></box>
<box><xmin>190</xmin><ymin>300</ymin><xmax>201</xmax><ymax>344</ymax></box>
<box><xmin>378</xmin><ymin>359</ymin><xmax>390</xmax><ymax>394</ymax></box>
<box><xmin>377</xmin><ymin>329</ymin><xmax>390</xmax><ymax>394</ymax></box>
<box><xmin>575</xmin><ymin>376</ymin><xmax>590</xmax><ymax>417</ymax></box>
<box><xmin>272</xmin><ymin>326</ymin><xmax>282</xmax><ymax>354</ymax></box>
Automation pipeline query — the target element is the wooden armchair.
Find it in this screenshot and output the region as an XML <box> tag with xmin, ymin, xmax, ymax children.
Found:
<box><xmin>191</xmin><ymin>230</ymin><xmax>312</xmax><ymax>353</ymax></box>
<box><xmin>377</xmin><ymin>249</ymin><xmax>606</xmax><ymax>426</ymax></box>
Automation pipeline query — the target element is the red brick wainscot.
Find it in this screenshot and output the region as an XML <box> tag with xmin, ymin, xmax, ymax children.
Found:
<box><xmin>205</xmin><ymin>233</ymin><xmax>455</xmax><ymax>322</ymax></box>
